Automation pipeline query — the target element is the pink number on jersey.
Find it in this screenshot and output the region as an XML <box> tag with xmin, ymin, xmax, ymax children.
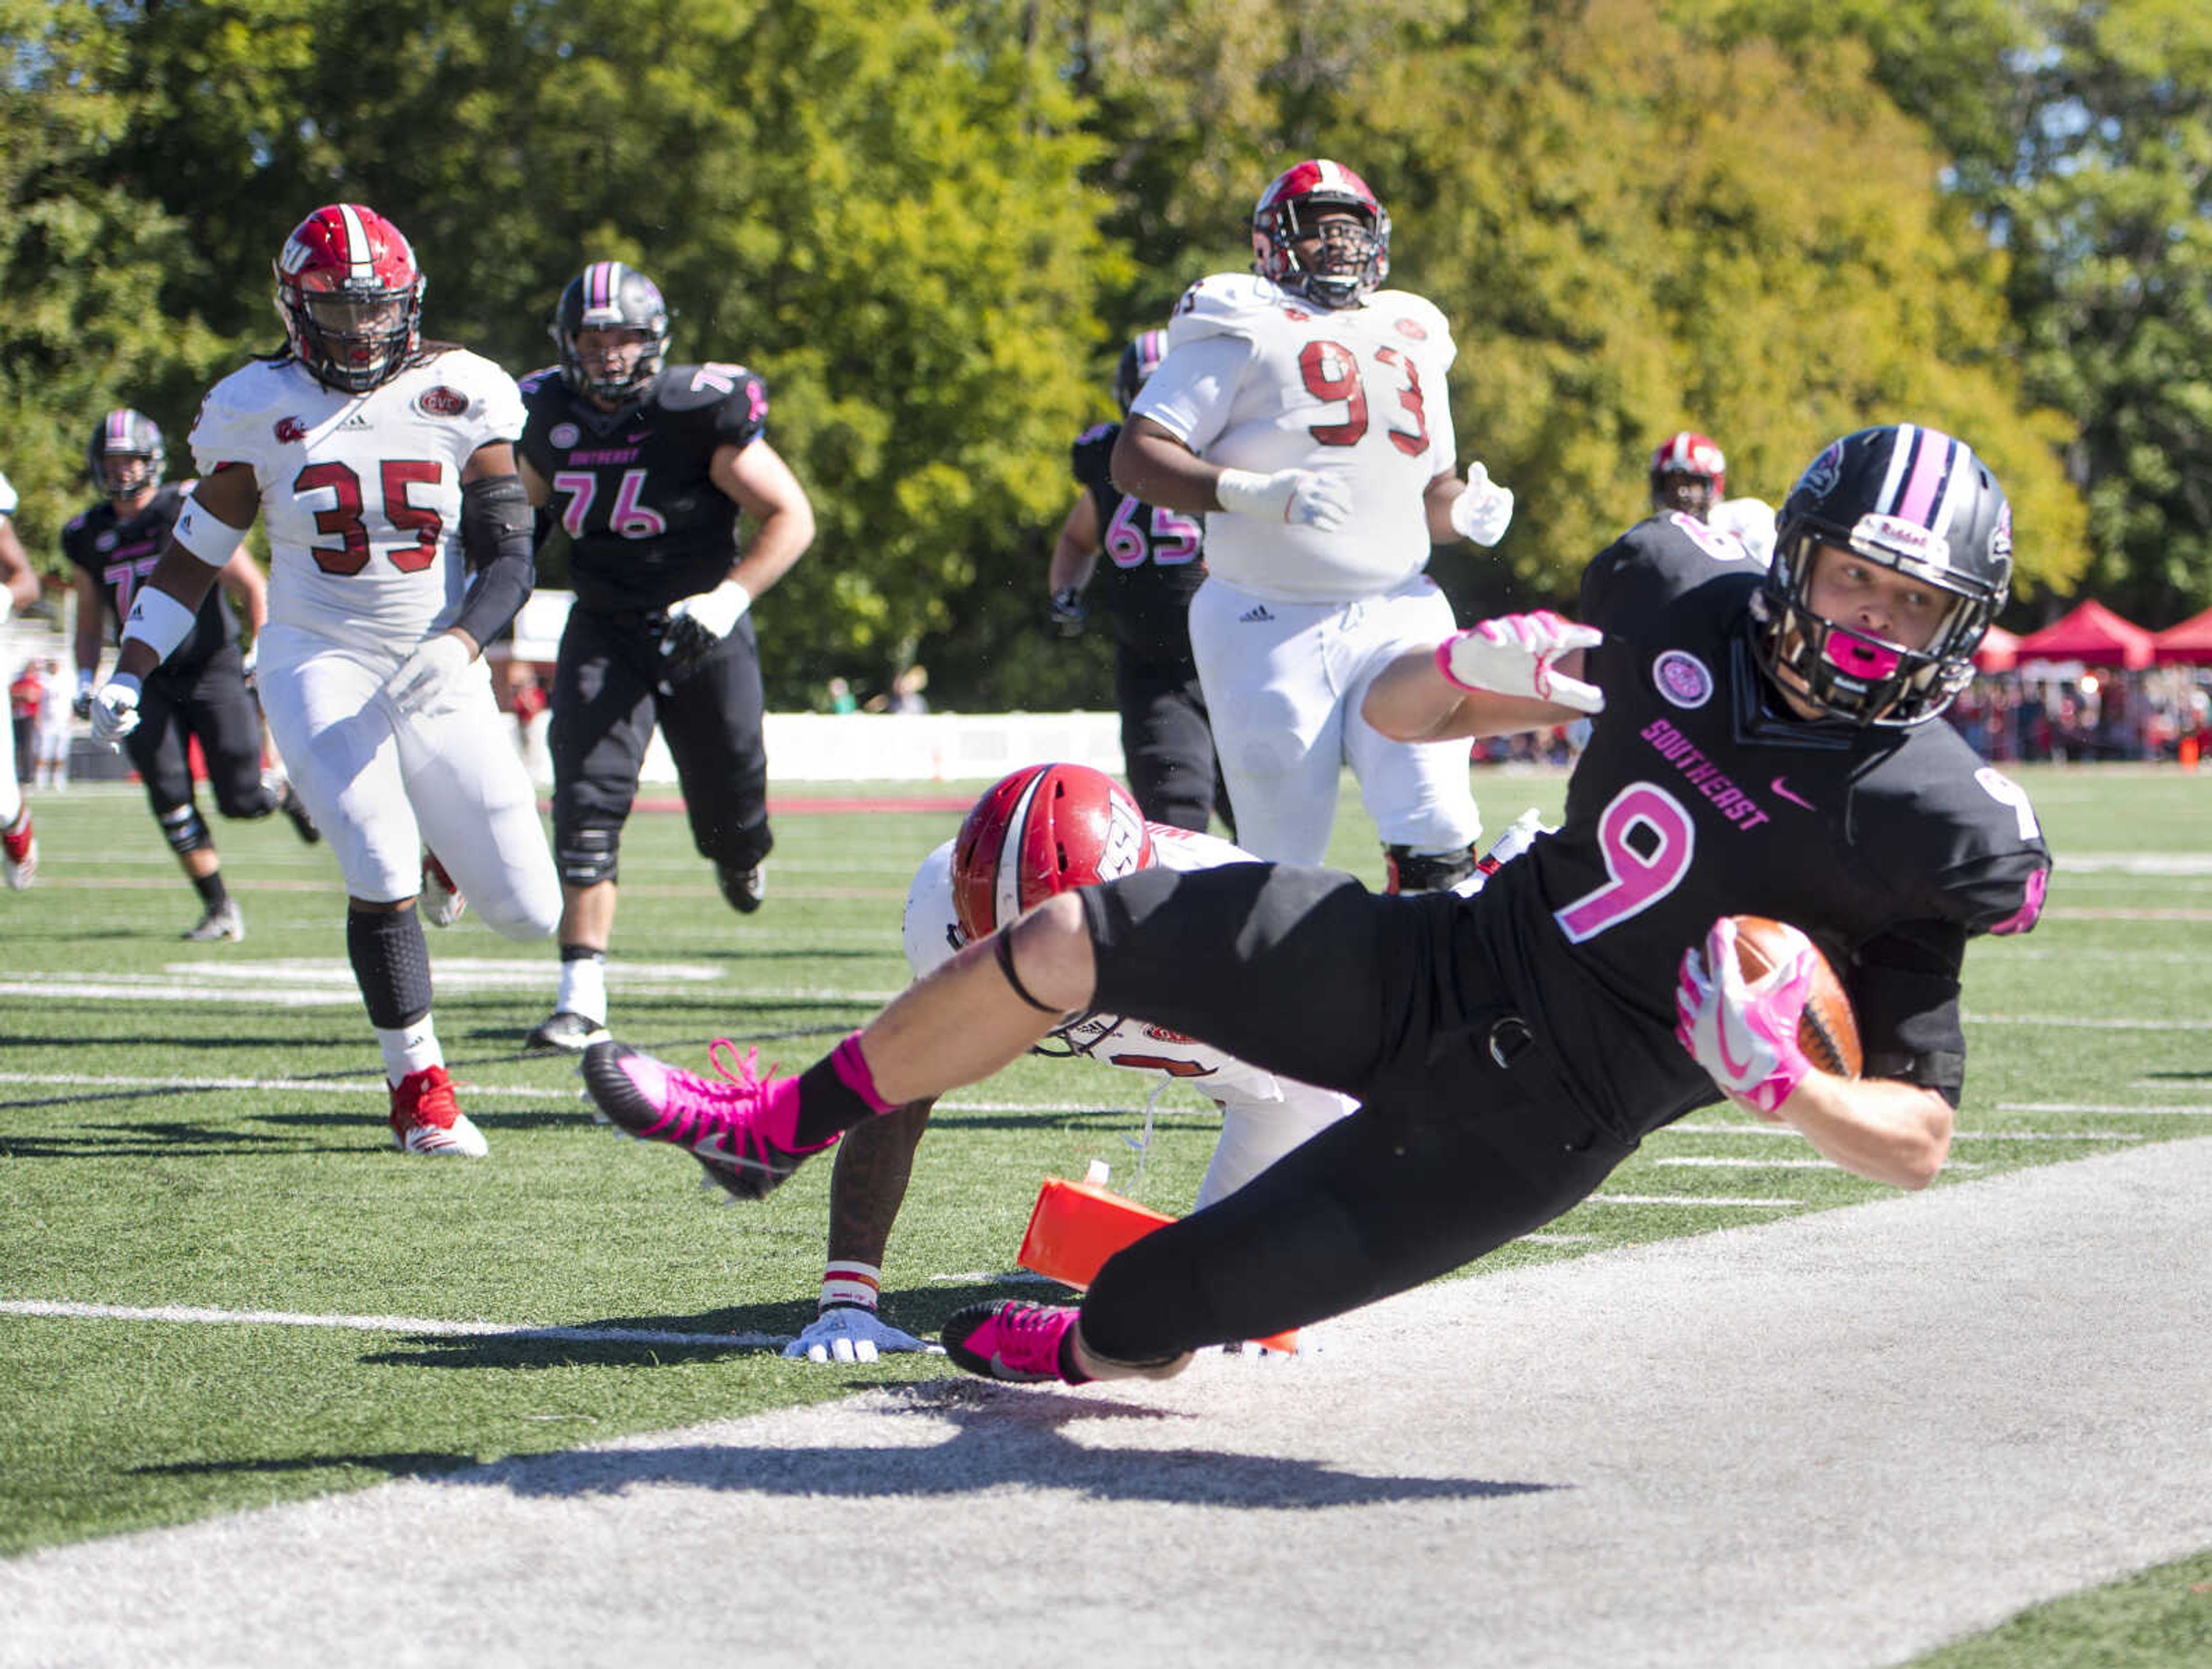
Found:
<box><xmin>1552</xmin><ymin>782</ymin><xmax>1698</xmax><ymax>944</ymax></box>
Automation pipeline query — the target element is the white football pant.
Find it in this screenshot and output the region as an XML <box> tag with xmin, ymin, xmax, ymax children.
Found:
<box><xmin>1189</xmin><ymin>572</ymin><xmax>1482</xmax><ymax>864</ymax></box>
<box><xmin>1196</xmin><ymin>1081</ymin><xmax>1359</xmax><ymax>1211</ymax></box>
<box><xmin>256</xmin><ymin>623</ymin><xmax>559</xmax><ymax>936</ymax></box>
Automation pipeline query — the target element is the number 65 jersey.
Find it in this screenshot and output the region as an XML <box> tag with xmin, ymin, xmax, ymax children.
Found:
<box><xmin>1131</xmin><ymin>271</ymin><xmax>1459</xmax><ymax>604</ymax></box>
<box><xmin>188</xmin><ymin>347</ymin><xmax>525</xmax><ymax>651</ymax></box>
<box><xmin>1475</xmin><ymin>513</ymin><xmax>2052</xmax><ymax>1141</ymax></box>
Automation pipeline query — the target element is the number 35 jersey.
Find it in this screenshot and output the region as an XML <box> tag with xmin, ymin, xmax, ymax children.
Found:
<box><xmin>1476</xmin><ymin>513</ymin><xmax>2052</xmax><ymax>1139</ymax></box>
<box><xmin>188</xmin><ymin>347</ymin><xmax>525</xmax><ymax>650</ymax></box>
<box><xmin>1131</xmin><ymin>272</ymin><xmax>1459</xmax><ymax>604</ymax></box>
<box><xmin>518</xmin><ymin>362</ymin><xmax>768</xmax><ymax>615</ymax></box>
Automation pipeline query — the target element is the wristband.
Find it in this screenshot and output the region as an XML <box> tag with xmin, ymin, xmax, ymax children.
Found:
<box><xmin>171</xmin><ymin>497</ymin><xmax>251</xmax><ymax>568</ymax></box>
<box><xmin>820</xmin><ymin>1261</ymin><xmax>882</xmax><ymax>1311</ymax></box>
<box><xmin>119</xmin><ymin>585</ymin><xmax>199</xmax><ymax>662</ymax></box>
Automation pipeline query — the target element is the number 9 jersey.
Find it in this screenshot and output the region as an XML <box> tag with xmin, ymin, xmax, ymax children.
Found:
<box><xmin>187</xmin><ymin>347</ymin><xmax>526</xmax><ymax>651</ymax></box>
<box><xmin>1131</xmin><ymin>271</ymin><xmax>1459</xmax><ymax>604</ymax></box>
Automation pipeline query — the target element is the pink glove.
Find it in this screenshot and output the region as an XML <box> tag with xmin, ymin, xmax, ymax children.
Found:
<box><xmin>1435</xmin><ymin>611</ymin><xmax>1605</xmax><ymax>714</ymax></box>
<box><xmin>1674</xmin><ymin>916</ymin><xmax>1815</xmax><ymax>1117</ymax></box>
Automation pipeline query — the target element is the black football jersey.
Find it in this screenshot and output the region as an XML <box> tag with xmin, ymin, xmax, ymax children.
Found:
<box><xmin>61</xmin><ymin>483</ymin><xmax>238</xmax><ymax>667</ymax></box>
<box><xmin>1072</xmin><ymin>421</ymin><xmax>1206</xmax><ymax>661</ymax></box>
<box><xmin>1476</xmin><ymin>513</ymin><xmax>2051</xmax><ymax>1139</ymax></box>
<box><xmin>519</xmin><ymin>362</ymin><xmax>769</xmax><ymax>613</ymax></box>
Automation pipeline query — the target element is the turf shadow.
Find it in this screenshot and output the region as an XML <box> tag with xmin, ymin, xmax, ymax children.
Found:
<box><xmin>456</xmin><ymin>1391</ymin><xmax>1564</xmax><ymax>1512</ymax></box>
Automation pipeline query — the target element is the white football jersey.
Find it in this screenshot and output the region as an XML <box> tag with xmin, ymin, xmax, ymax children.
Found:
<box><xmin>903</xmin><ymin>825</ymin><xmax>1331</xmax><ymax>1113</ymax></box>
<box><xmin>0</xmin><ymin>469</ymin><xmax>17</xmax><ymax>518</ymax></box>
<box><xmin>189</xmin><ymin>349</ymin><xmax>525</xmax><ymax>651</ymax></box>
<box><xmin>1132</xmin><ymin>272</ymin><xmax>1459</xmax><ymax>604</ymax></box>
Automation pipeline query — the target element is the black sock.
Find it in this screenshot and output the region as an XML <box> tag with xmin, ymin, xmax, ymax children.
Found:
<box><xmin>193</xmin><ymin>871</ymin><xmax>229</xmax><ymax>908</ymax></box>
<box><xmin>793</xmin><ymin>1056</ymin><xmax>877</xmax><ymax>1148</ymax></box>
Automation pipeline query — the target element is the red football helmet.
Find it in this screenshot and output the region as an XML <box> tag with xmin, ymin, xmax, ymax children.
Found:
<box><xmin>272</xmin><ymin>204</ymin><xmax>426</xmax><ymax>393</ymax></box>
<box><xmin>1250</xmin><ymin>159</ymin><xmax>1391</xmax><ymax>310</ymax></box>
<box><xmin>1650</xmin><ymin>430</ymin><xmax>1727</xmax><ymax>517</ymax></box>
<box><xmin>951</xmin><ymin>764</ymin><xmax>1153</xmax><ymax>944</ymax></box>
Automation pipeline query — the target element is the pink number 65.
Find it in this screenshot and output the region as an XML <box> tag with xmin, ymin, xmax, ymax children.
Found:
<box><xmin>1552</xmin><ymin>782</ymin><xmax>1696</xmax><ymax>944</ymax></box>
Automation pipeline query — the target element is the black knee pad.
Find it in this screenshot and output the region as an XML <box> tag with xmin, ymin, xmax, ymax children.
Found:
<box><xmin>555</xmin><ymin>826</ymin><xmax>620</xmax><ymax>888</ymax></box>
<box><xmin>158</xmin><ymin>803</ymin><xmax>213</xmax><ymax>857</ymax></box>
<box><xmin>347</xmin><ymin>906</ymin><xmax>433</xmax><ymax>1029</ymax></box>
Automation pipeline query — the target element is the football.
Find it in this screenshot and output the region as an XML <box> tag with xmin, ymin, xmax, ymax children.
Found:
<box><xmin>1728</xmin><ymin>915</ymin><xmax>1862</xmax><ymax>1078</ymax></box>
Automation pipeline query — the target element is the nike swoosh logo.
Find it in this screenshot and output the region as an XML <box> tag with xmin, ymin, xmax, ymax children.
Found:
<box><xmin>1770</xmin><ymin>777</ymin><xmax>1815</xmax><ymax>810</ymax></box>
<box><xmin>1715</xmin><ymin>1004</ymin><xmax>1759</xmax><ymax>1083</ymax></box>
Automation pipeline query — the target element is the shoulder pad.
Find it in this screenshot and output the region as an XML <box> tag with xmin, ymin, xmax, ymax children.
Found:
<box><xmin>1165</xmin><ymin>274</ymin><xmax>1281</xmax><ymax>350</ymax></box>
<box><xmin>188</xmin><ymin>363</ymin><xmax>289</xmax><ymax>473</ymax></box>
<box><xmin>654</xmin><ymin>362</ymin><xmax>767</xmax><ymax>419</ymax></box>
<box><xmin>518</xmin><ymin>365</ymin><xmax>563</xmax><ymax>398</ymax></box>
<box><xmin>1580</xmin><ymin>513</ymin><xmax>1759</xmax><ymax>632</ymax></box>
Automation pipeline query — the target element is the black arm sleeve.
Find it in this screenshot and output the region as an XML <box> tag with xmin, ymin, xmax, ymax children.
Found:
<box><xmin>452</xmin><ymin>473</ymin><xmax>536</xmax><ymax>647</ymax></box>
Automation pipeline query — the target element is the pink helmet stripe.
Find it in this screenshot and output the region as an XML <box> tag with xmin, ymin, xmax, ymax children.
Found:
<box><xmin>586</xmin><ymin>261</ymin><xmax>616</xmax><ymax>309</ymax></box>
<box><xmin>1893</xmin><ymin>426</ymin><xmax>1956</xmax><ymax>528</ymax></box>
<box><xmin>107</xmin><ymin>411</ymin><xmax>131</xmax><ymax>448</ymax></box>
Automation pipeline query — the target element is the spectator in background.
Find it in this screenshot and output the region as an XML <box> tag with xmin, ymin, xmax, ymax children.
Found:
<box><xmin>0</xmin><ymin>473</ymin><xmax>39</xmax><ymax>885</ymax></box>
<box><xmin>8</xmin><ymin>659</ymin><xmax>37</xmax><ymax>786</ymax></box>
<box><xmin>1649</xmin><ymin>430</ymin><xmax>1777</xmax><ymax>566</ymax></box>
<box><xmin>825</xmin><ymin>675</ymin><xmax>857</xmax><ymax>715</ymax></box>
<box><xmin>867</xmin><ymin>665</ymin><xmax>930</xmax><ymax>714</ymax></box>
<box><xmin>1048</xmin><ymin>329</ymin><xmax>1230</xmax><ymax>834</ymax></box>
<box><xmin>32</xmin><ymin>659</ymin><xmax>70</xmax><ymax>790</ymax></box>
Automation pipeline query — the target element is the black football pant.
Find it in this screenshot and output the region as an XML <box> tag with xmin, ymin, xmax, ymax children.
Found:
<box><xmin>1072</xmin><ymin>861</ymin><xmax>1636</xmax><ymax>1361</ymax></box>
<box><xmin>549</xmin><ymin>605</ymin><xmax>772</xmax><ymax>879</ymax></box>
<box><xmin>127</xmin><ymin>647</ymin><xmax>277</xmax><ymax>821</ymax></box>
<box><xmin>1116</xmin><ymin>651</ymin><xmax>1230</xmax><ymax>836</ymax></box>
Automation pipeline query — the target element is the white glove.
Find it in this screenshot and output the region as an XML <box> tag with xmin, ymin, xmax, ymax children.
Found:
<box><xmin>91</xmin><ymin>674</ymin><xmax>143</xmax><ymax>746</ymax></box>
<box><xmin>661</xmin><ymin>578</ymin><xmax>752</xmax><ymax>665</ymax></box>
<box><xmin>382</xmin><ymin>633</ymin><xmax>472</xmax><ymax>718</ymax></box>
<box><xmin>1437</xmin><ymin>610</ymin><xmax>1605</xmax><ymax>715</ymax></box>
<box><xmin>1449</xmin><ymin>461</ymin><xmax>1515</xmax><ymax>546</ymax></box>
<box><xmin>781</xmin><ymin>1304</ymin><xmax>939</xmax><ymax>1364</ymax></box>
<box><xmin>1215</xmin><ymin>467</ymin><xmax>1354</xmax><ymax>532</ymax></box>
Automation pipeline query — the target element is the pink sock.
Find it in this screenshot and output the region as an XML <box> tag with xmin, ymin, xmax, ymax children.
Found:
<box><xmin>829</xmin><ymin>1032</ymin><xmax>896</xmax><ymax>1114</ymax></box>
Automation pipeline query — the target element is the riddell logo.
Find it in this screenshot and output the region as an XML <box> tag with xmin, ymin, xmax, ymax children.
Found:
<box><xmin>273</xmin><ymin>416</ymin><xmax>308</xmax><ymax>443</ymax></box>
<box><xmin>416</xmin><ymin>385</ymin><xmax>469</xmax><ymax>418</ymax></box>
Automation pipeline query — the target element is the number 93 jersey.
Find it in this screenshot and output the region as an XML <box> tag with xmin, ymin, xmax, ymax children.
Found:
<box><xmin>1132</xmin><ymin>271</ymin><xmax>1459</xmax><ymax>604</ymax></box>
<box><xmin>188</xmin><ymin>347</ymin><xmax>525</xmax><ymax>651</ymax></box>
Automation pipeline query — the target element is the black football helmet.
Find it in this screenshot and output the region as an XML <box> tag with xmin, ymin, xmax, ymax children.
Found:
<box><xmin>1113</xmin><ymin>329</ymin><xmax>1166</xmax><ymax>415</ymax></box>
<box><xmin>1250</xmin><ymin>159</ymin><xmax>1391</xmax><ymax>310</ymax></box>
<box><xmin>551</xmin><ymin>261</ymin><xmax>671</xmax><ymax>404</ymax></box>
<box><xmin>87</xmin><ymin>409</ymin><xmax>166</xmax><ymax>499</ymax></box>
<box><xmin>1751</xmin><ymin>424</ymin><xmax>2012</xmax><ymax>727</ymax></box>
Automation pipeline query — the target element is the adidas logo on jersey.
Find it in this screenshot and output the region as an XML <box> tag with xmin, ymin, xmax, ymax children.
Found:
<box><xmin>338</xmin><ymin>412</ymin><xmax>373</xmax><ymax>431</ymax></box>
<box><xmin>1238</xmin><ymin>604</ymin><xmax>1276</xmax><ymax>623</ymax></box>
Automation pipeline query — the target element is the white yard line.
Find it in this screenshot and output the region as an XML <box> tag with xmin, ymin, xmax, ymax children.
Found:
<box><xmin>0</xmin><ymin>1299</ymin><xmax>780</xmax><ymax>1351</ymax></box>
<box><xmin>1</xmin><ymin>1139</ymin><xmax>2200</xmax><ymax>1669</ymax></box>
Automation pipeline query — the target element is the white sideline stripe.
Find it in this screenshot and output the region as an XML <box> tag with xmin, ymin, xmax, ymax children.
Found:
<box><xmin>0</xmin><ymin>1299</ymin><xmax>784</xmax><ymax>1350</ymax></box>
<box><xmin>1665</xmin><ymin>1123</ymin><xmax>2140</xmax><ymax>1142</ymax></box>
<box><xmin>1654</xmin><ymin>1156</ymin><xmax>1984</xmax><ymax>1173</ymax></box>
<box><xmin>0</xmin><ymin>1071</ymin><xmax>580</xmax><ymax>1101</ymax></box>
<box><xmin>1588</xmin><ymin>1193</ymin><xmax>1801</xmax><ymax>1208</ymax></box>
<box><xmin>1966</xmin><ymin>1012</ymin><xmax>2212</xmax><ymax>1030</ymax></box>
<box><xmin>2000</xmin><ymin>1102</ymin><xmax>2212</xmax><ymax>1116</ymax></box>
<box><xmin>2058</xmin><ymin>852</ymin><xmax>2212</xmax><ymax>874</ymax></box>
<box><xmin>171</xmin><ymin>957</ymin><xmax>728</xmax><ymax>985</ymax></box>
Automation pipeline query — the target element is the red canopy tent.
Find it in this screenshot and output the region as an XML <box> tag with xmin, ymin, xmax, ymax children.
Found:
<box><xmin>2150</xmin><ymin>606</ymin><xmax>2212</xmax><ymax>666</ymax></box>
<box><xmin>1973</xmin><ymin>624</ymin><xmax>2019</xmax><ymax>672</ymax></box>
<box><xmin>2010</xmin><ymin>600</ymin><xmax>2154</xmax><ymax>670</ymax></box>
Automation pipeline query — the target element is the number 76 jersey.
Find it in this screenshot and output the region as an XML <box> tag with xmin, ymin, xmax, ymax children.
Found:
<box><xmin>188</xmin><ymin>347</ymin><xmax>525</xmax><ymax>651</ymax></box>
<box><xmin>1132</xmin><ymin>271</ymin><xmax>1460</xmax><ymax>603</ymax></box>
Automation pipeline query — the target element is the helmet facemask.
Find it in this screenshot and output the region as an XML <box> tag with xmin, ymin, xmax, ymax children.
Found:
<box><xmin>1753</xmin><ymin>525</ymin><xmax>1991</xmax><ymax>728</ymax></box>
<box><xmin>289</xmin><ymin>283</ymin><xmax>420</xmax><ymax>393</ymax></box>
<box><xmin>1260</xmin><ymin>196</ymin><xmax>1386</xmax><ymax>310</ymax></box>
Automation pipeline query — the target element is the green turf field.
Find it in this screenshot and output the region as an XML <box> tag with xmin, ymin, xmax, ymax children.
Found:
<box><xmin>2</xmin><ymin>765</ymin><xmax>2207</xmax><ymax>1662</ymax></box>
